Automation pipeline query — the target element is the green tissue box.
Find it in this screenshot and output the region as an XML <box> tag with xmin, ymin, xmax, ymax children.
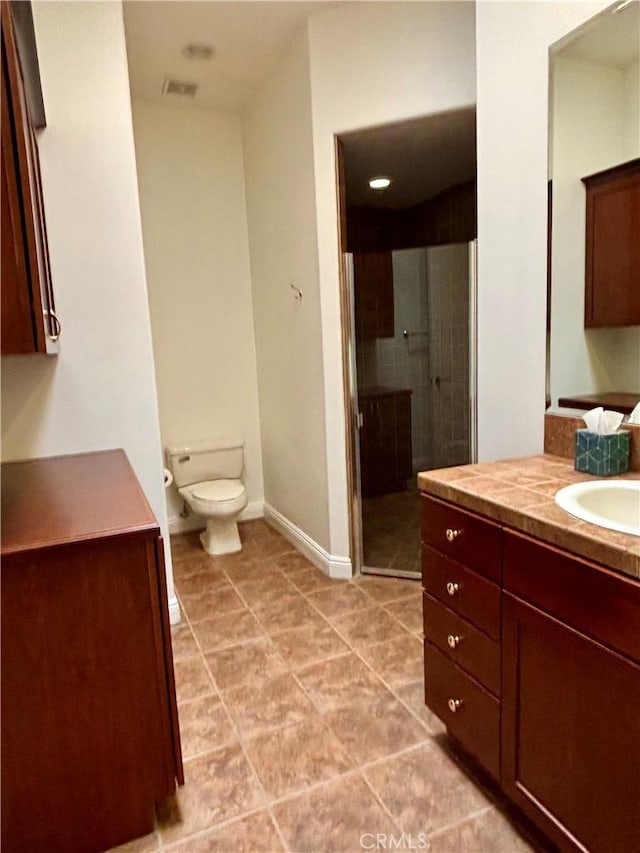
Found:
<box><xmin>575</xmin><ymin>429</ymin><xmax>630</xmax><ymax>476</ymax></box>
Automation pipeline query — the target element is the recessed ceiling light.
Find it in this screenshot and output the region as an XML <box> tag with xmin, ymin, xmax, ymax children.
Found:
<box><xmin>369</xmin><ymin>176</ymin><xmax>392</xmax><ymax>190</ymax></box>
<box><xmin>182</xmin><ymin>42</ymin><xmax>215</xmax><ymax>60</ymax></box>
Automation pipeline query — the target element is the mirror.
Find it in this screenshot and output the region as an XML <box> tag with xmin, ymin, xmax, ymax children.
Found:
<box><xmin>547</xmin><ymin>0</ymin><xmax>640</xmax><ymax>416</ymax></box>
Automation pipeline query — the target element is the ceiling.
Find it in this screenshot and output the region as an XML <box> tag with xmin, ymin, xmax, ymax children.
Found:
<box><xmin>123</xmin><ymin>1</ymin><xmax>329</xmax><ymax>112</ymax></box>
<box><xmin>341</xmin><ymin>109</ymin><xmax>477</xmax><ymax>210</ymax></box>
<box><xmin>556</xmin><ymin>0</ymin><xmax>639</xmax><ymax>67</ymax></box>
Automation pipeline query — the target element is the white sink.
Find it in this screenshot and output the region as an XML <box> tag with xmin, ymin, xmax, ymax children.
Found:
<box><xmin>555</xmin><ymin>480</ymin><xmax>640</xmax><ymax>537</ymax></box>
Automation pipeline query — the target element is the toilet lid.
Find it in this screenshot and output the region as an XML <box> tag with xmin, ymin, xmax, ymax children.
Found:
<box><xmin>191</xmin><ymin>479</ymin><xmax>245</xmax><ymax>502</ymax></box>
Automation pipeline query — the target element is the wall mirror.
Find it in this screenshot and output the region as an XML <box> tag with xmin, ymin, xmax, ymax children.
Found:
<box><xmin>547</xmin><ymin>0</ymin><xmax>640</xmax><ymax>416</ymax></box>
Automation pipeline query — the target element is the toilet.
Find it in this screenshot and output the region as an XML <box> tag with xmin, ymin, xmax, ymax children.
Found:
<box><xmin>166</xmin><ymin>438</ymin><xmax>248</xmax><ymax>555</ymax></box>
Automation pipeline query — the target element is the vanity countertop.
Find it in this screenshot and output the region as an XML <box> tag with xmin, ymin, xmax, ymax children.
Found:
<box><xmin>417</xmin><ymin>454</ymin><xmax>640</xmax><ymax>580</ymax></box>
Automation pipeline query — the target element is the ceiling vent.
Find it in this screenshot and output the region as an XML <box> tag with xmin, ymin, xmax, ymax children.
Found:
<box><xmin>162</xmin><ymin>79</ymin><xmax>198</xmax><ymax>98</ymax></box>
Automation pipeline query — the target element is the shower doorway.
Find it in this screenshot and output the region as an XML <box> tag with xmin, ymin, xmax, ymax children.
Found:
<box><xmin>345</xmin><ymin>242</ymin><xmax>477</xmax><ymax>578</ymax></box>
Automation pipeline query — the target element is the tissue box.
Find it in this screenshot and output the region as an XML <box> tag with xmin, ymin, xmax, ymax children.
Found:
<box><xmin>575</xmin><ymin>429</ymin><xmax>630</xmax><ymax>476</ymax></box>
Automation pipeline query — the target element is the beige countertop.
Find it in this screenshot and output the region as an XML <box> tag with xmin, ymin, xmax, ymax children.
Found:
<box><xmin>417</xmin><ymin>454</ymin><xmax>640</xmax><ymax>580</ymax></box>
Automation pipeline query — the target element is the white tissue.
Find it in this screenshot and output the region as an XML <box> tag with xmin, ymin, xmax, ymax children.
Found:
<box><xmin>628</xmin><ymin>402</ymin><xmax>640</xmax><ymax>425</ymax></box>
<box><xmin>163</xmin><ymin>467</ymin><xmax>173</xmax><ymax>487</ymax></box>
<box><xmin>583</xmin><ymin>407</ymin><xmax>624</xmax><ymax>435</ymax></box>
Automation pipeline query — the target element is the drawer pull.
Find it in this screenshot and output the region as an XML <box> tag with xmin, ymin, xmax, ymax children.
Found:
<box><xmin>447</xmin><ymin>698</ymin><xmax>463</xmax><ymax>714</ymax></box>
<box><xmin>445</xmin><ymin>528</ymin><xmax>462</xmax><ymax>543</ymax></box>
<box><xmin>447</xmin><ymin>634</ymin><xmax>461</xmax><ymax>649</ymax></box>
<box><xmin>446</xmin><ymin>581</ymin><xmax>460</xmax><ymax>597</ymax></box>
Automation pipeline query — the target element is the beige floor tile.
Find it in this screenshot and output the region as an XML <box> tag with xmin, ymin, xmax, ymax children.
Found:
<box><xmin>324</xmin><ymin>691</ymin><xmax>427</xmax><ymax>766</ymax></box>
<box><xmin>191</xmin><ymin>610</ymin><xmax>264</xmax><ymax>653</ymax></box>
<box><xmin>331</xmin><ymin>605</ymin><xmax>409</xmax><ymax>648</ymax></box>
<box><xmin>180</xmin><ymin>587</ymin><xmax>246</xmax><ymax>623</ymax></box>
<box><xmin>306</xmin><ymin>584</ymin><xmax>371</xmax><ymax>618</ymax></box>
<box><xmin>384</xmin><ymin>596</ymin><xmax>424</xmax><ymax>635</ymax></box>
<box><xmin>245</xmin><ymin>716</ymin><xmax>353</xmax><ymax>800</ymax></box>
<box><xmin>356</xmin><ymin>574</ymin><xmax>421</xmax><ymax>603</ymax></box>
<box><xmin>158</xmin><ymin>746</ymin><xmax>264</xmax><ymax>845</ymax></box>
<box><xmin>287</xmin><ymin>566</ymin><xmax>336</xmax><ymax>594</ymax></box>
<box><xmin>360</xmin><ymin>634</ymin><xmax>424</xmax><ymax>687</ymax></box>
<box><xmin>234</xmin><ymin>573</ymin><xmax>297</xmax><ymax>609</ymax></box>
<box><xmin>174</xmin><ymin>655</ymin><xmax>215</xmax><ymax>704</ymax></box>
<box><xmin>224</xmin><ymin>673</ymin><xmax>315</xmax><ymax>740</ymax></box>
<box><xmin>219</xmin><ymin>556</ymin><xmax>267</xmax><ymax>582</ymax></box>
<box><xmin>428</xmin><ymin>806</ymin><xmax>535</xmax><ymax>852</ymax></box>
<box><xmin>273</xmin><ymin>773</ymin><xmax>400</xmax><ymax>852</ymax></box>
<box><xmin>256</xmin><ymin>595</ymin><xmax>326</xmax><ymax>635</ymax></box>
<box><xmin>395</xmin><ymin>680</ymin><xmax>446</xmax><ymax>736</ymax></box>
<box><xmin>205</xmin><ymin>638</ymin><xmax>286</xmax><ymax>692</ymax></box>
<box><xmin>275</xmin><ymin>551</ymin><xmax>316</xmax><ymax>574</ymax></box>
<box><xmin>297</xmin><ymin>653</ymin><xmax>388</xmax><ymax>712</ymax></box>
<box><xmin>364</xmin><ymin>741</ymin><xmax>490</xmax><ymax>837</ymax></box>
<box><xmin>164</xmin><ymin>811</ymin><xmax>284</xmax><ymax>852</ymax></box>
<box><xmin>178</xmin><ymin>695</ymin><xmax>236</xmax><ymax>760</ymax></box>
<box><xmin>270</xmin><ymin>621</ymin><xmax>349</xmax><ymax>670</ymax></box>
<box><xmin>170</xmin><ymin>622</ymin><xmax>200</xmax><ymax>661</ymax></box>
<box><xmin>109</xmin><ymin>831</ymin><xmax>159</xmax><ymax>852</ymax></box>
<box><xmin>174</xmin><ymin>567</ymin><xmax>230</xmax><ymax>596</ymax></box>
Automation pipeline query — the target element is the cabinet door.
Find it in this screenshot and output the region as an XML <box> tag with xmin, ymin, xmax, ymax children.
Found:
<box><xmin>353</xmin><ymin>251</ymin><xmax>394</xmax><ymax>339</ymax></box>
<box><xmin>502</xmin><ymin>593</ymin><xmax>640</xmax><ymax>853</ymax></box>
<box><xmin>583</xmin><ymin>161</ymin><xmax>640</xmax><ymax>328</ymax></box>
<box><xmin>1</xmin><ymin>3</ymin><xmax>56</xmax><ymax>354</ymax></box>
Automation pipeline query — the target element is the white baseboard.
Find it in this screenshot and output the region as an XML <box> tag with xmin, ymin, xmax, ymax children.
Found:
<box><xmin>263</xmin><ymin>503</ymin><xmax>352</xmax><ymax>580</ymax></box>
<box><xmin>168</xmin><ymin>500</ymin><xmax>264</xmax><ymax>535</ymax></box>
<box><xmin>168</xmin><ymin>595</ymin><xmax>181</xmax><ymax>625</ymax></box>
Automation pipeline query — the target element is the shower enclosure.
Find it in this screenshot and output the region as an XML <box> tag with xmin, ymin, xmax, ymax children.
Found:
<box><xmin>347</xmin><ymin>241</ymin><xmax>477</xmax><ymax>578</ymax></box>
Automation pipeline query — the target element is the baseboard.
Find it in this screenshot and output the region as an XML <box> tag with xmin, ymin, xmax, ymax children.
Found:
<box><xmin>168</xmin><ymin>500</ymin><xmax>264</xmax><ymax>535</ymax></box>
<box><xmin>168</xmin><ymin>595</ymin><xmax>181</xmax><ymax>625</ymax></box>
<box><xmin>263</xmin><ymin>503</ymin><xmax>352</xmax><ymax>579</ymax></box>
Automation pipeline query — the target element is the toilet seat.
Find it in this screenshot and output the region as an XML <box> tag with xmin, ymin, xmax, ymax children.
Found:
<box><xmin>180</xmin><ymin>479</ymin><xmax>247</xmax><ymax>517</ymax></box>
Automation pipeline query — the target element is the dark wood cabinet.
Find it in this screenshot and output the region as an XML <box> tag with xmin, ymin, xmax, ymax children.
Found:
<box><xmin>359</xmin><ymin>387</ymin><xmax>412</xmax><ymax>497</ymax></box>
<box><xmin>1</xmin><ymin>1</ymin><xmax>58</xmax><ymax>354</ymax></box>
<box><xmin>421</xmin><ymin>496</ymin><xmax>640</xmax><ymax>853</ymax></box>
<box><xmin>1</xmin><ymin>450</ymin><xmax>183</xmax><ymax>853</ymax></box>
<box><xmin>582</xmin><ymin>158</ymin><xmax>640</xmax><ymax>328</ymax></box>
<box><xmin>353</xmin><ymin>251</ymin><xmax>394</xmax><ymax>339</ymax></box>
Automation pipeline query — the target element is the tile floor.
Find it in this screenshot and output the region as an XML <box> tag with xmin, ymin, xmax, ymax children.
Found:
<box><xmin>362</xmin><ymin>487</ymin><xmax>421</xmax><ymax>575</ymax></box>
<box><xmin>114</xmin><ymin>520</ymin><xmax>535</xmax><ymax>853</ymax></box>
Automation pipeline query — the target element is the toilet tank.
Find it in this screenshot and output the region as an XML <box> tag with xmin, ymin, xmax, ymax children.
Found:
<box><xmin>166</xmin><ymin>438</ymin><xmax>244</xmax><ymax>488</ymax></box>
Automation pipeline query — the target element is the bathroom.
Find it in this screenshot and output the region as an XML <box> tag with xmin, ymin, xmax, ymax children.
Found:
<box><xmin>1</xmin><ymin>1</ymin><xmax>638</xmax><ymax>852</ymax></box>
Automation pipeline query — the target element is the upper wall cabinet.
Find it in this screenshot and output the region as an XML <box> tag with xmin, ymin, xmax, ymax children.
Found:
<box><xmin>1</xmin><ymin>1</ymin><xmax>59</xmax><ymax>355</ymax></box>
<box><xmin>353</xmin><ymin>250</ymin><xmax>394</xmax><ymax>339</ymax></box>
<box><xmin>582</xmin><ymin>159</ymin><xmax>640</xmax><ymax>329</ymax></box>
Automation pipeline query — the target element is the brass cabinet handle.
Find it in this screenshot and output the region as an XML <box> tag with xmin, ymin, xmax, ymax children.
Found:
<box><xmin>446</xmin><ymin>581</ymin><xmax>459</xmax><ymax>597</ymax></box>
<box><xmin>448</xmin><ymin>698</ymin><xmax>462</xmax><ymax>713</ymax></box>
<box><xmin>447</xmin><ymin>634</ymin><xmax>461</xmax><ymax>649</ymax></box>
<box><xmin>445</xmin><ymin>528</ymin><xmax>462</xmax><ymax>543</ymax></box>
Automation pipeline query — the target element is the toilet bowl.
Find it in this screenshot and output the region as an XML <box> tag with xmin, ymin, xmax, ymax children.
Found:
<box><xmin>166</xmin><ymin>438</ymin><xmax>248</xmax><ymax>556</ymax></box>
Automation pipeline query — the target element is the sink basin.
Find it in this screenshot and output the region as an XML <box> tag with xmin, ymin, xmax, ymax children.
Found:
<box><xmin>555</xmin><ymin>480</ymin><xmax>640</xmax><ymax>537</ymax></box>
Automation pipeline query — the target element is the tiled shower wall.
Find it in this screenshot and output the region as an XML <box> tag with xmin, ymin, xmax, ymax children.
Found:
<box><xmin>356</xmin><ymin>245</ymin><xmax>470</xmax><ymax>473</ymax></box>
<box><xmin>357</xmin><ymin>249</ymin><xmax>431</xmax><ymax>472</ymax></box>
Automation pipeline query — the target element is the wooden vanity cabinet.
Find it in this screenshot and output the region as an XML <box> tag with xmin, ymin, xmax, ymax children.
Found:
<box><xmin>1</xmin><ymin>450</ymin><xmax>183</xmax><ymax>853</ymax></box>
<box><xmin>502</xmin><ymin>531</ymin><xmax>640</xmax><ymax>853</ymax></box>
<box><xmin>421</xmin><ymin>495</ymin><xmax>502</xmax><ymax>780</ymax></box>
<box><xmin>359</xmin><ymin>387</ymin><xmax>412</xmax><ymax>497</ymax></box>
<box><xmin>421</xmin><ymin>496</ymin><xmax>640</xmax><ymax>853</ymax></box>
<box><xmin>582</xmin><ymin>158</ymin><xmax>640</xmax><ymax>328</ymax></box>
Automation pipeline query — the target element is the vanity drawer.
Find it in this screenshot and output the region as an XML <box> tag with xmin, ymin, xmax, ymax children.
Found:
<box><xmin>424</xmin><ymin>640</ymin><xmax>500</xmax><ymax>780</ymax></box>
<box><xmin>423</xmin><ymin>593</ymin><xmax>500</xmax><ymax>697</ymax></box>
<box><xmin>504</xmin><ymin>531</ymin><xmax>640</xmax><ymax>661</ymax></box>
<box><xmin>421</xmin><ymin>494</ymin><xmax>501</xmax><ymax>582</ymax></box>
<box><xmin>422</xmin><ymin>544</ymin><xmax>501</xmax><ymax>641</ymax></box>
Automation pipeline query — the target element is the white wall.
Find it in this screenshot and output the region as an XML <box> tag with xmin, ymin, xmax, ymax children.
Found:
<box><xmin>242</xmin><ymin>28</ymin><xmax>330</xmax><ymax>552</ymax></box>
<box><xmin>308</xmin><ymin>1</ymin><xmax>477</xmax><ymax>559</ymax></box>
<box><xmin>475</xmin><ymin>0</ymin><xmax>610</xmax><ymax>461</ymax></box>
<box><xmin>131</xmin><ymin>100</ymin><xmax>264</xmax><ymax>529</ymax></box>
<box><xmin>550</xmin><ymin>56</ymin><xmax>640</xmax><ymax>406</ymax></box>
<box><xmin>0</xmin><ymin>2</ymin><xmax>177</xmax><ymax>617</ymax></box>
